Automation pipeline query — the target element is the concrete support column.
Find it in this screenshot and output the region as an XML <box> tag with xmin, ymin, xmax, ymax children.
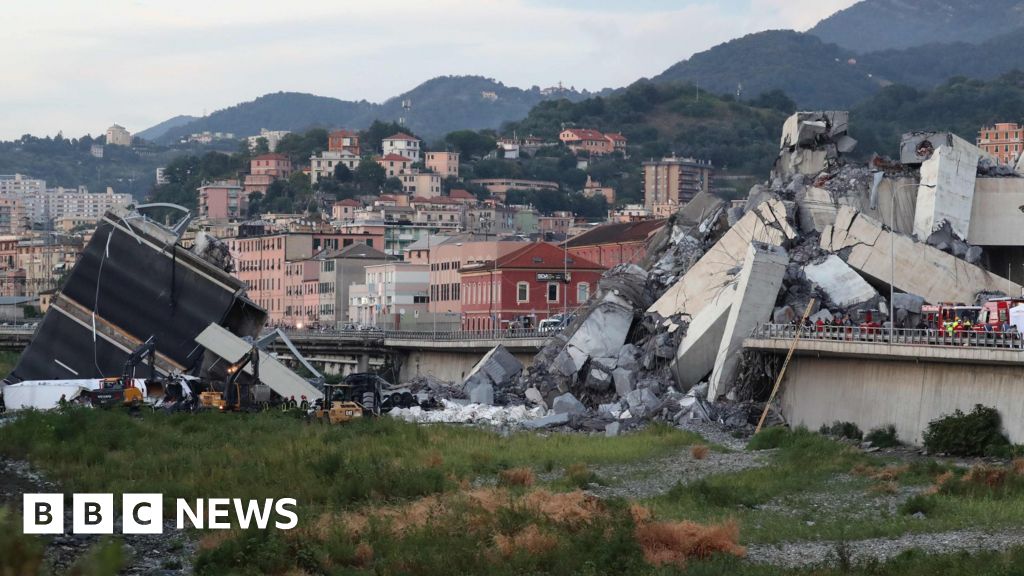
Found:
<box><xmin>357</xmin><ymin>353</ymin><xmax>370</xmax><ymax>373</ymax></box>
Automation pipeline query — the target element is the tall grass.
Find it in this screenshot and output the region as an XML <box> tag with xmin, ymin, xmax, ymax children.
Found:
<box><xmin>0</xmin><ymin>409</ymin><xmax>699</xmax><ymax>510</ymax></box>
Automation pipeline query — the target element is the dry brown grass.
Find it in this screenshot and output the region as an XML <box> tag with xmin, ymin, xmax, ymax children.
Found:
<box><xmin>629</xmin><ymin>503</ymin><xmax>653</xmax><ymax>524</ymax></box>
<box><xmin>499</xmin><ymin>467</ymin><xmax>536</xmax><ymax>487</ymax></box>
<box><xmin>198</xmin><ymin>530</ymin><xmax>236</xmax><ymax>551</ymax></box>
<box><xmin>1012</xmin><ymin>458</ymin><xmax>1024</xmax><ymax>476</ymax></box>
<box><xmin>493</xmin><ymin>524</ymin><xmax>560</xmax><ymax>558</ymax></box>
<box><xmin>869</xmin><ymin>481</ymin><xmax>899</xmax><ymax>495</ymax></box>
<box><xmin>852</xmin><ymin>464</ymin><xmax>909</xmax><ymax>482</ymax></box>
<box><xmin>964</xmin><ymin>464</ymin><xmax>1008</xmax><ymax>488</ymax></box>
<box><xmin>423</xmin><ymin>450</ymin><xmax>444</xmax><ymax>469</ymax></box>
<box><xmin>522</xmin><ymin>489</ymin><xmax>603</xmax><ymax>526</ymax></box>
<box><xmin>691</xmin><ymin>445</ymin><xmax>710</xmax><ymax>460</ymax></box>
<box><xmin>353</xmin><ymin>542</ymin><xmax>374</xmax><ymax>567</ymax></box>
<box><xmin>633</xmin><ymin>519</ymin><xmax>745</xmax><ymax>568</ymax></box>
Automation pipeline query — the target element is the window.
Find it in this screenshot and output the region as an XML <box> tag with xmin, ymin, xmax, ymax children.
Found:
<box><xmin>577</xmin><ymin>282</ymin><xmax>590</xmax><ymax>303</ymax></box>
<box><xmin>517</xmin><ymin>282</ymin><xmax>529</xmax><ymax>303</ymax></box>
<box><xmin>547</xmin><ymin>282</ymin><xmax>558</xmax><ymax>303</ymax></box>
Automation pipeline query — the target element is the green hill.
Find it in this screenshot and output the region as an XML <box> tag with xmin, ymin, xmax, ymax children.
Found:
<box><xmin>809</xmin><ymin>0</ymin><xmax>1024</xmax><ymax>53</ymax></box>
<box><xmin>151</xmin><ymin>76</ymin><xmax>598</xmax><ymax>144</ymax></box>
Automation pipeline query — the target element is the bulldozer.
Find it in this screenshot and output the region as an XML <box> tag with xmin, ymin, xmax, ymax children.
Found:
<box><xmin>312</xmin><ymin>373</ymin><xmax>386</xmax><ymax>424</ymax></box>
<box><xmin>313</xmin><ymin>383</ymin><xmax>364</xmax><ymax>424</ymax></box>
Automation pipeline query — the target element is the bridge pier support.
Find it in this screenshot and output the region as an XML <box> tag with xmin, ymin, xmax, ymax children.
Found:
<box><xmin>357</xmin><ymin>353</ymin><xmax>369</xmax><ymax>373</ymax></box>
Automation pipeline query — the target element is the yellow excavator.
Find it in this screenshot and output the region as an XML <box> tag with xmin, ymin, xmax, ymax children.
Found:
<box><xmin>313</xmin><ymin>383</ymin><xmax>364</xmax><ymax>424</ymax></box>
<box><xmin>84</xmin><ymin>337</ymin><xmax>154</xmax><ymax>408</ymax></box>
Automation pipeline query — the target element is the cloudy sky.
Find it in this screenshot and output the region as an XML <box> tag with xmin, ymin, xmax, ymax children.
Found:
<box><xmin>2</xmin><ymin>0</ymin><xmax>856</xmax><ymax>140</ymax></box>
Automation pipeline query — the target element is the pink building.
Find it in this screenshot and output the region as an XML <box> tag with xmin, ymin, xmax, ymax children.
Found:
<box><xmin>377</xmin><ymin>154</ymin><xmax>414</xmax><ymax>178</ymax></box>
<box><xmin>428</xmin><ymin>239</ymin><xmax>526</xmax><ymax>316</ymax></box>
<box><xmin>199</xmin><ymin>180</ymin><xmax>247</xmax><ymax>220</ymax></box>
<box><xmin>251</xmin><ymin>153</ymin><xmax>293</xmax><ymax>177</ymax></box>
<box><xmin>328</xmin><ymin>130</ymin><xmax>361</xmax><ymax>155</ymax></box>
<box><xmin>539</xmin><ymin>211</ymin><xmax>574</xmax><ymax>239</ymax></box>
<box><xmin>332</xmin><ymin>198</ymin><xmax>360</xmax><ymax>222</ymax></box>
<box><xmin>425</xmin><ymin>151</ymin><xmax>460</xmax><ymax>178</ymax></box>
<box><xmin>284</xmin><ymin>259</ymin><xmax>321</xmax><ymax>328</ymax></box>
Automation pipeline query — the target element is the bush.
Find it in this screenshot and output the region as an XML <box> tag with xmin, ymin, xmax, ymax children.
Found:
<box><xmin>865</xmin><ymin>425</ymin><xmax>900</xmax><ymax>448</ymax></box>
<box><xmin>498</xmin><ymin>467</ymin><xmax>536</xmax><ymax>488</ymax></box>
<box><xmin>691</xmin><ymin>445</ymin><xmax>710</xmax><ymax>460</ymax></box>
<box><xmin>819</xmin><ymin>421</ymin><xmax>864</xmax><ymax>441</ymax></box>
<box><xmin>900</xmin><ymin>493</ymin><xmax>938</xmax><ymax>516</ymax></box>
<box><xmin>922</xmin><ymin>405</ymin><xmax>1010</xmax><ymax>457</ymax></box>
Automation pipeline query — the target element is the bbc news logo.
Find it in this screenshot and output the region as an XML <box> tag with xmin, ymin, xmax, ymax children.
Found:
<box><xmin>23</xmin><ymin>494</ymin><xmax>298</xmax><ymax>534</ymax></box>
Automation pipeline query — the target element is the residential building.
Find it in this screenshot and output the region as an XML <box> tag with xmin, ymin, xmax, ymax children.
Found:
<box><xmin>538</xmin><ymin>212</ymin><xmax>574</xmax><ymax>240</ymax></box>
<box><xmin>426</xmin><ymin>238</ymin><xmax>526</xmax><ymax>323</ymax></box>
<box><xmin>18</xmin><ymin>187</ymin><xmax>132</xmax><ymax>227</ymax></box>
<box><xmin>331</xmin><ymin>199</ymin><xmax>361</xmax><ymax>223</ymax></box>
<box><xmin>459</xmin><ymin>242</ymin><xmax>605</xmax><ymax>331</ymax></box>
<box><xmin>400</xmin><ymin>171</ymin><xmax>442</xmax><ymax>197</ymax></box>
<box><xmin>155</xmin><ymin>167</ymin><xmax>169</xmax><ymax>185</ymax></box>
<box><xmin>466</xmin><ymin>203</ymin><xmax>517</xmax><ymax>237</ymax></box>
<box><xmin>243</xmin><ymin>153</ymin><xmax>293</xmax><ymax>195</ymax></box>
<box><xmin>381</xmin><ymin>133</ymin><xmax>421</xmax><ymax>162</ymax></box>
<box><xmin>448</xmin><ymin>189</ymin><xmax>478</xmax><ymax>204</ymax></box>
<box><xmin>247</xmin><ymin>129</ymin><xmax>291</xmax><ymax>152</ymax></box>
<box><xmin>348</xmin><ymin>261</ymin><xmax>429</xmax><ymax>329</ymax></box>
<box><xmin>0</xmin><ymin>197</ymin><xmax>26</xmax><ymax>234</ymax></box>
<box><xmin>558</xmin><ymin>128</ymin><xmax>626</xmax><ymax>156</ymax></box>
<box><xmin>608</xmin><ymin>204</ymin><xmax>654</xmax><ymax>223</ymax></box>
<box><xmin>377</xmin><ymin>154</ymin><xmax>414</xmax><ymax>178</ymax></box>
<box><xmin>199</xmin><ymin>180</ymin><xmax>247</xmax><ymax>220</ymax></box>
<box><xmin>184</xmin><ymin>131</ymin><xmax>235</xmax><ymax>144</ymax></box>
<box><xmin>977</xmin><ymin>123</ymin><xmax>1024</xmax><ymax>164</ymax></box>
<box><xmin>642</xmin><ymin>156</ymin><xmax>713</xmax><ymax>216</ymax></box>
<box><xmin>581</xmin><ymin>176</ymin><xmax>615</xmax><ymax>204</ymax></box>
<box><xmin>468</xmin><ymin>178</ymin><xmax>559</xmax><ymax>201</ymax></box>
<box><xmin>105</xmin><ymin>124</ymin><xmax>132</xmax><ymax>146</ymax></box>
<box><xmin>425</xmin><ymin>151</ymin><xmax>460</xmax><ymax>178</ymax></box>
<box><xmin>0</xmin><ymin>174</ymin><xmax>45</xmax><ymax>196</ymax></box>
<box><xmin>497</xmin><ymin>138</ymin><xmax>520</xmax><ymax>159</ymax></box>
<box><xmin>283</xmin><ymin>259</ymin><xmax>321</xmax><ymax>328</ymax></box>
<box><xmin>310</xmin><ymin>150</ymin><xmax>361</xmax><ymax>184</ymax></box>
<box><xmin>565</xmin><ymin>219</ymin><xmax>665</xmax><ymax>268</ymax></box>
<box><xmin>317</xmin><ymin>243</ymin><xmax>387</xmax><ymax>328</ymax></box>
<box><xmin>16</xmin><ymin>236</ymin><xmax>82</xmax><ymax>297</ymax></box>
<box><xmin>328</xmin><ymin>129</ymin><xmax>361</xmax><ymax>155</ymax></box>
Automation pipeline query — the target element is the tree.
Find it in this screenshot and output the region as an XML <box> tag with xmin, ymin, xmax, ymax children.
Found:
<box><xmin>354</xmin><ymin>160</ymin><xmax>386</xmax><ymax>193</ymax></box>
<box><xmin>749</xmin><ymin>89</ymin><xmax>797</xmax><ymax>114</ymax></box>
<box><xmin>383</xmin><ymin>177</ymin><xmax>404</xmax><ymax>193</ymax></box>
<box><xmin>444</xmin><ymin>130</ymin><xmax>496</xmax><ymax>159</ymax></box>
<box><xmin>361</xmin><ymin>120</ymin><xmax>416</xmax><ymax>155</ymax></box>
<box><xmin>334</xmin><ymin>163</ymin><xmax>353</xmax><ymax>183</ymax></box>
<box><xmin>252</xmin><ymin>137</ymin><xmax>271</xmax><ymax>155</ymax></box>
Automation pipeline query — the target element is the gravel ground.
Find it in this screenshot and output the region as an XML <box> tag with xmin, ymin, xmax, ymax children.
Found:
<box><xmin>747</xmin><ymin>529</ymin><xmax>1024</xmax><ymax>568</ymax></box>
<box><xmin>756</xmin><ymin>473</ymin><xmax>927</xmax><ymax>520</ymax></box>
<box><xmin>0</xmin><ymin>457</ymin><xmax>197</xmax><ymax>575</ymax></box>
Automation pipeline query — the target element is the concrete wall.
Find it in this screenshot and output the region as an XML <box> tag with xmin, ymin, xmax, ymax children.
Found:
<box><xmin>969</xmin><ymin>178</ymin><xmax>1024</xmax><ymax>247</ymax></box>
<box><xmin>914</xmin><ymin>136</ymin><xmax>979</xmax><ymax>240</ymax></box>
<box><xmin>780</xmin><ymin>356</ymin><xmax>1024</xmax><ymax>445</ymax></box>
<box><xmin>399</xmin><ymin>349</ymin><xmax>535</xmax><ymax>383</ymax></box>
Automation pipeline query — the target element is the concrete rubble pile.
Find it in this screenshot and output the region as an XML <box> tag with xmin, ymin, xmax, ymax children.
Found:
<box><xmin>500</xmin><ymin>109</ymin><xmax>1024</xmax><ymax>434</ymax></box>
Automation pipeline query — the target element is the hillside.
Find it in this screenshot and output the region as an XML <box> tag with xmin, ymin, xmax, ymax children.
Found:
<box><xmin>651</xmin><ymin>30</ymin><xmax>882</xmax><ymax>108</ymax></box>
<box><xmin>504</xmin><ymin>80</ymin><xmax>790</xmax><ymax>176</ymax></box>
<box><xmin>134</xmin><ymin>114</ymin><xmax>198</xmax><ymax>141</ymax></box>
<box><xmin>809</xmin><ymin>0</ymin><xmax>1024</xmax><ymax>53</ymax></box>
<box><xmin>850</xmin><ymin>71</ymin><xmax>1024</xmax><ymax>158</ymax></box>
<box><xmin>151</xmin><ymin>76</ymin><xmax>596</xmax><ymax>144</ymax></box>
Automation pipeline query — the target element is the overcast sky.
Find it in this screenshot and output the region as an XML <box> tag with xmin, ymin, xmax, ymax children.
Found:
<box><xmin>2</xmin><ymin>0</ymin><xmax>857</xmax><ymax>140</ymax></box>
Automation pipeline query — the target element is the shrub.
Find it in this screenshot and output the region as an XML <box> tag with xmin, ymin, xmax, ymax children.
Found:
<box><xmin>691</xmin><ymin>445</ymin><xmax>710</xmax><ymax>460</ymax></box>
<box><xmin>633</xmin><ymin>518</ymin><xmax>745</xmax><ymax>568</ymax></box>
<box><xmin>819</xmin><ymin>421</ymin><xmax>864</xmax><ymax>441</ymax></box>
<box><xmin>865</xmin><ymin>425</ymin><xmax>900</xmax><ymax>448</ymax></box>
<box><xmin>747</xmin><ymin>426</ymin><xmax>792</xmax><ymax>450</ymax></box>
<box><xmin>563</xmin><ymin>463</ymin><xmax>601</xmax><ymax>488</ymax></box>
<box><xmin>498</xmin><ymin>467</ymin><xmax>536</xmax><ymax>488</ymax></box>
<box><xmin>922</xmin><ymin>405</ymin><xmax>1010</xmax><ymax>457</ymax></box>
<box><xmin>899</xmin><ymin>494</ymin><xmax>937</xmax><ymax>516</ymax></box>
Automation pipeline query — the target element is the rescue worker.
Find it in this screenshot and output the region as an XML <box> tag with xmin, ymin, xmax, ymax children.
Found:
<box><xmin>288</xmin><ymin>395</ymin><xmax>297</xmax><ymax>410</ymax></box>
<box><xmin>58</xmin><ymin>393</ymin><xmax>68</xmax><ymax>409</ymax></box>
<box><xmin>299</xmin><ymin>395</ymin><xmax>309</xmax><ymax>411</ymax></box>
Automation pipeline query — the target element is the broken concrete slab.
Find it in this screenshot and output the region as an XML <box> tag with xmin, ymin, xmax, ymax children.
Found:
<box><xmin>625</xmin><ymin>388</ymin><xmax>661</xmax><ymax>418</ymax></box>
<box><xmin>914</xmin><ymin>134</ymin><xmax>984</xmax><ymax>241</ymax></box>
<box><xmin>585</xmin><ymin>368</ymin><xmax>612</xmax><ymax>392</ymax></box>
<box><xmin>892</xmin><ymin>293</ymin><xmax>925</xmax><ymax>314</ymax></box>
<box><xmin>780</xmin><ymin>111</ymin><xmax>850</xmax><ymax>149</ymax></box>
<box><xmin>552</xmin><ymin>392</ymin><xmax>586</xmax><ymax>415</ymax></box>
<box><xmin>672</xmin><ymin>285</ymin><xmax>734</xmax><ymax>390</ymax></box>
<box><xmin>804</xmin><ymin>255</ymin><xmax>879</xmax><ymax>309</ymax></box>
<box><xmin>649</xmin><ymin>199</ymin><xmax>796</xmax><ymax>320</ymax></box>
<box><xmin>708</xmin><ymin>243</ymin><xmax>789</xmax><ymax>400</ymax></box>
<box><xmin>899</xmin><ymin>131</ymin><xmax>954</xmax><ymax>165</ymax></box>
<box><xmin>469</xmin><ymin>382</ymin><xmax>495</xmax><ymax>405</ymax></box>
<box><xmin>524</xmin><ymin>387</ymin><xmax>545</xmax><ymax>406</ymax></box>
<box><xmin>822</xmin><ymin>206</ymin><xmax>1023</xmax><ymax>304</ymax></box>
<box><xmin>968</xmin><ymin>178</ymin><xmax>1024</xmax><ymax>247</ymax></box>
<box><xmin>605</xmin><ymin>421</ymin><xmax>621</xmax><ymax>437</ymax></box>
<box><xmin>463</xmin><ymin>344</ymin><xmax>523</xmax><ymax>394</ymax></box>
<box><xmin>612</xmin><ymin>367</ymin><xmax>635</xmax><ymax>397</ymax></box>
<box><xmin>564</xmin><ymin>292</ymin><xmax>633</xmax><ymax>371</ymax></box>
<box><xmin>522</xmin><ymin>412</ymin><xmax>570</xmax><ymax>429</ymax></box>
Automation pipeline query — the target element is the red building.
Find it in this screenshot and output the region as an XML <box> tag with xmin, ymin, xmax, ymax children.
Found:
<box><xmin>459</xmin><ymin>242</ymin><xmax>605</xmax><ymax>331</ymax></box>
<box><xmin>328</xmin><ymin>130</ymin><xmax>361</xmax><ymax>155</ymax></box>
<box><xmin>565</xmin><ymin>219</ymin><xmax>666</xmax><ymax>268</ymax></box>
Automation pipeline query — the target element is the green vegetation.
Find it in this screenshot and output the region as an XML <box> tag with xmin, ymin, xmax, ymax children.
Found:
<box><xmin>819</xmin><ymin>421</ymin><xmax>864</xmax><ymax>442</ymax></box>
<box><xmin>866</xmin><ymin>425</ymin><xmax>901</xmax><ymax>448</ymax></box>
<box><xmin>0</xmin><ymin>350</ymin><xmax>19</xmax><ymax>376</ymax></box>
<box><xmin>922</xmin><ymin>404</ymin><xmax>1011</xmax><ymax>457</ymax></box>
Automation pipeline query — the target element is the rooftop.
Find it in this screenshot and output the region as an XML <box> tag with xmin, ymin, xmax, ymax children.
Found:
<box><xmin>565</xmin><ymin>219</ymin><xmax>666</xmax><ymax>248</ymax></box>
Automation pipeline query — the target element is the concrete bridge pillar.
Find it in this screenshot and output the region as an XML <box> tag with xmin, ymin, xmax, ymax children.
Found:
<box><xmin>357</xmin><ymin>353</ymin><xmax>370</xmax><ymax>373</ymax></box>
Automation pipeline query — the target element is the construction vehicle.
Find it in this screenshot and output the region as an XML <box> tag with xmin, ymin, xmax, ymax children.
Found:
<box><xmin>313</xmin><ymin>383</ymin><xmax>364</xmax><ymax>424</ymax></box>
<box><xmin>312</xmin><ymin>373</ymin><xmax>386</xmax><ymax>424</ymax></box>
<box><xmin>84</xmin><ymin>337</ymin><xmax>155</xmax><ymax>408</ymax></box>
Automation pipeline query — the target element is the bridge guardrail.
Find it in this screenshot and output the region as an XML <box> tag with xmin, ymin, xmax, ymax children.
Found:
<box><xmin>751</xmin><ymin>323</ymin><xmax>1024</xmax><ymax>350</ymax></box>
<box><xmin>267</xmin><ymin>327</ymin><xmax>562</xmax><ymax>342</ymax></box>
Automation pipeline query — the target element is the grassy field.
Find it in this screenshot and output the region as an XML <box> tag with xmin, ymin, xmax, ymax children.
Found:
<box><xmin>4</xmin><ymin>410</ymin><xmax>1024</xmax><ymax>575</ymax></box>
